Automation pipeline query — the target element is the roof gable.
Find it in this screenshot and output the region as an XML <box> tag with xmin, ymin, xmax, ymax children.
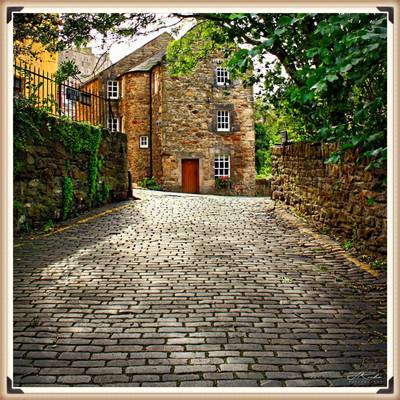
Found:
<box><xmin>123</xmin><ymin>49</ymin><xmax>166</xmax><ymax>74</ymax></box>
<box><xmin>97</xmin><ymin>32</ymin><xmax>172</xmax><ymax>80</ymax></box>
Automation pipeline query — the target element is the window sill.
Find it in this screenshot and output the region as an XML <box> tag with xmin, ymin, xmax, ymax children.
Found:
<box><xmin>212</xmin><ymin>83</ymin><xmax>233</xmax><ymax>89</ymax></box>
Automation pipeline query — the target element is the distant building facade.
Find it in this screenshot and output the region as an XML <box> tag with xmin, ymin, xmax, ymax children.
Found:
<box><xmin>58</xmin><ymin>47</ymin><xmax>112</xmax><ymax>83</ymax></box>
<box><xmin>84</xmin><ymin>32</ymin><xmax>256</xmax><ymax>196</ymax></box>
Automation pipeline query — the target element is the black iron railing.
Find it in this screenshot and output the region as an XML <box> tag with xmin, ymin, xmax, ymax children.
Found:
<box><xmin>13</xmin><ymin>60</ymin><xmax>113</xmax><ymax>128</ymax></box>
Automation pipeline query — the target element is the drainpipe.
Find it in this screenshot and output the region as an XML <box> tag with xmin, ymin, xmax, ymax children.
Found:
<box><xmin>149</xmin><ymin>69</ymin><xmax>153</xmax><ymax>178</ymax></box>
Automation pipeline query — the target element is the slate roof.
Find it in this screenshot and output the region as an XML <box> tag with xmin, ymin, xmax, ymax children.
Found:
<box><xmin>82</xmin><ymin>32</ymin><xmax>172</xmax><ymax>84</ymax></box>
<box><xmin>124</xmin><ymin>49</ymin><xmax>166</xmax><ymax>74</ymax></box>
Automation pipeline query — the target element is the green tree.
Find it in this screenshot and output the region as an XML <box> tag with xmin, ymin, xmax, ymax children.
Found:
<box><xmin>254</xmin><ymin>99</ymin><xmax>277</xmax><ymax>177</ymax></box>
<box><xmin>13</xmin><ymin>13</ymin><xmax>61</xmax><ymax>59</ymax></box>
<box><xmin>254</xmin><ymin>98</ymin><xmax>305</xmax><ymax>177</ymax></box>
<box><xmin>13</xmin><ymin>13</ymin><xmax>162</xmax><ymax>57</ymax></box>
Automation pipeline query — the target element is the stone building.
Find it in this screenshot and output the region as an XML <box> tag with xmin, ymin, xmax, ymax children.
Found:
<box><xmin>58</xmin><ymin>47</ymin><xmax>112</xmax><ymax>83</ymax></box>
<box><xmin>85</xmin><ymin>32</ymin><xmax>256</xmax><ymax>195</ymax></box>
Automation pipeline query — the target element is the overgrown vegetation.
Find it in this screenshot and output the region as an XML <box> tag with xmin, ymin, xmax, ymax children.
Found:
<box><xmin>14</xmin><ymin>94</ymin><xmax>106</xmax><ymax>224</ymax></box>
<box><xmin>96</xmin><ymin>181</ymin><xmax>111</xmax><ymax>204</ymax></box>
<box><xmin>13</xmin><ymin>200</ymin><xmax>24</xmax><ymax>223</ymax></box>
<box><xmin>137</xmin><ymin>177</ymin><xmax>161</xmax><ymax>190</ymax></box>
<box><xmin>341</xmin><ymin>239</ymin><xmax>353</xmax><ymax>251</ymax></box>
<box><xmin>254</xmin><ymin>99</ymin><xmax>307</xmax><ymax>177</ymax></box>
<box><xmin>42</xmin><ymin>219</ymin><xmax>55</xmax><ymax>232</ymax></box>
<box><xmin>370</xmin><ymin>258</ymin><xmax>386</xmax><ymax>271</ymax></box>
<box><xmin>255</xmin><ymin>120</ymin><xmax>275</xmax><ymax>178</ymax></box>
<box><xmin>62</xmin><ymin>176</ymin><xmax>73</xmax><ymax>220</ymax></box>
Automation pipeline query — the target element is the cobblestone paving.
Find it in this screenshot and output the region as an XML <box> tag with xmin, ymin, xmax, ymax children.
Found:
<box><xmin>13</xmin><ymin>190</ymin><xmax>387</xmax><ymax>387</ymax></box>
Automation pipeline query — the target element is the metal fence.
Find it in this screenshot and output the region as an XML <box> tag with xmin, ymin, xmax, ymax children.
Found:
<box><xmin>13</xmin><ymin>60</ymin><xmax>113</xmax><ymax>128</ymax></box>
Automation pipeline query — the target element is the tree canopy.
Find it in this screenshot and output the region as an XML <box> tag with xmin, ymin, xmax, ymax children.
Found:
<box><xmin>13</xmin><ymin>13</ymin><xmax>165</xmax><ymax>59</ymax></box>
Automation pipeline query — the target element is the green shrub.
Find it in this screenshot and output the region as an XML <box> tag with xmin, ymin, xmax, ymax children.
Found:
<box><xmin>138</xmin><ymin>177</ymin><xmax>161</xmax><ymax>190</ymax></box>
<box><xmin>43</xmin><ymin>219</ymin><xmax>55</xmax><ymax>233</ymax></box>
<box><xmin>341</xmin><ymin>240</ymin><xmax>353</xmax><ymax>251</ymax></box>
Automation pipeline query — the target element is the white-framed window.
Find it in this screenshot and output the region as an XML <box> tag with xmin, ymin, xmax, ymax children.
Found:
<box><xmin>216</xmin><ymin>67</ymin><xmax>229</xmax><ymax>86</ymax></box>
<box><xmin>214</xmin><ymin>155</ymin><xmax>230</xmax><ymax>177</ymax></box>
<box><xmin>139</xmin><ymin>136</ymin><xmax>149</xmax><ymax>148</ymax></box>
<box><xmin>217</xmin><ymin>110</ymin><xmax>230</xmax><ymax>132</ymax></box>
<box><xmin>107</xmin><ymin>80</ymin><xmax>119</xmax><ymax>99</ymax></box>
<box><xmin>107</xmin><ymin>117</ymin><xmax>119</xmax><ymax>132</ymax></box>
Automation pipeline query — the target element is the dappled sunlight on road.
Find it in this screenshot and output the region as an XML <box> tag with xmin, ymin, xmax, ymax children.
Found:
<box><xmin>13</xmin><ymin>190</ymin><xmax>386</xmax><ymax>387</ymax></box>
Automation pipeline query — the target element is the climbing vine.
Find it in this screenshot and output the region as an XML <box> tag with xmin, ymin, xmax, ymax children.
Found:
<box><xmin>62</xmin><ymin>176</ymin><xmax>73</xmax><ymax>220</ymax></box>
<box><xmin>51</xmin><ymin>117</ymin><xmax>103</xmax><ymax>208</ymax></box>
<box><xmin>14</xmin><ymin>97</ymin><xmax>106</xmax><ymax>222</ymax></box>
<box><xmin>96</xmin><ymin>182</ymin><xmax>111</xmax><ymax>204</ymax></box>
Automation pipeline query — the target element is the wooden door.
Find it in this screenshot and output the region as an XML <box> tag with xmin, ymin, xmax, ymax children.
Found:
<box><xmin>182</xmin><ymin>159</ymin><xmax>199</xmax><ymax>193</ymax></box>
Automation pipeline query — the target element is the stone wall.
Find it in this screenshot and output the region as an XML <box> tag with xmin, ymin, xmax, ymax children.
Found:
<box><xmin>255</xmin><ymin>178</ymin><xmax>272</xmax><ymax>197</ymax></box>
<box><xmin>14</xmin><ymin>122</ymin><xmax>129</xmax><ymax>231</ymax></box>
<box><xmin>271</xmin><ymin>142</ymin><xmax>387</xmax><ymax>255</ymax></box>
<box><xmin>152</xmin><ymin>55</ymin><xmax>256</xmax><ymax>196</ymax></box>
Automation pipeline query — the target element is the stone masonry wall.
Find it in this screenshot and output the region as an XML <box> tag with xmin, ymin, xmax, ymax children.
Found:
<box><xmin>271</xmin><ymin>142</ymin><xmax>387</xmax><ymax>256</ymax></box>
<box><xmin>153</xmin><ymin>56</ymin><xmax>256</xmax><ymax>196</ymax></box>
<box><xmin>255</xmin><ymin>178</ymin><xmax>272</xmax><ymax>197</ymax></box>
<box><xmin>119</xmin><ymin>72</ymin><xmax>151</xmax><ymax>181</ymax></box>
<box><xmin>14</xmin><ymin>124</ymin><xmax>129</xmax><ymax>231</ymax></box>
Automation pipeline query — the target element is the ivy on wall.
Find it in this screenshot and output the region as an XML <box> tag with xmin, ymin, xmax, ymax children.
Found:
<box><xmin>14</xmin><ymin>96</ymin><xmax>107</xmax><ymax>223</ymax></box>
<box><xmin>62</xmin><ymin>176</ymin><xmax>73</xmax><ymax>220</ymax></box>
<box><xmin>52</xmin><ymin>115</ymin><xmax>103</xmax><ymax>208</ymax></box>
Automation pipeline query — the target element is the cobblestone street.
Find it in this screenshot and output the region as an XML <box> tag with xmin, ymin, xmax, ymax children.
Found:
<box><xmin>13</xmin><ymin>190</ymin><xmax>387</xmax><ymax>388</ymax></box>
